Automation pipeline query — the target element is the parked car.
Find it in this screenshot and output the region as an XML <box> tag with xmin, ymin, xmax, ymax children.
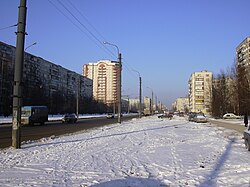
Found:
<box><xmin>188</xmin><ymin>112</ymin><xmax>197</xmax><ymax>122</ymax></box>
<box><xmin>193</xmin><ymin>113</ymin><xmax>207</xmax><ymax>123</ymax></box>
<box><xmin>106</xmin><ymin>113</ymin><xmax>114</xmax><ymax>119</ymax></box>
<box><xmin>223</xmin><ymin>113</ymin><xmax>241</xmax><ymax>119</ymax></box>
<box><xmin>62</xmin><ymin>114</ymin><xmax>77</xmax><ymax>123</ymax></box>
<box><xmin>158</xmin><ymin>113</ymin><xmax>173</xmax><ymax>119</ymax></box>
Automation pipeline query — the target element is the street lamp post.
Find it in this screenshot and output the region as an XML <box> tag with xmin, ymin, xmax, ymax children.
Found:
<box><xmin>24</xmin><ymin>42</ymin><xmax>37</xmax><ymax>51</ymax></box>
<box><xmin>147</xmin><ymin>87</ymin><xmax>154</xmax><ymax>115</ymax></box>
<box><xmin>132</xmin><ymin>70</ymin><xmax>142</xmax><ymax>118</ymax></box>
<box><xmin>103</xmin><ymin>42</ymin><xmax>122</xmax><ymax>124</ymax></box>
<box><xmin>76</xmin><ymin>78</ymin><xmax>79</xmax><ymax>119</ymax></box>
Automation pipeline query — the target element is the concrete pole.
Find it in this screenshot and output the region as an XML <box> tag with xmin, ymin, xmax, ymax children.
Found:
<box><xmin>12</xmin><ymin>0</ymin><xmax>27</xmax><ymax>149</ymax></box>
<box><xmin>76</xmin><ymin>79</ymin><xmax>79</xmax><ymax>118</ymax></box>
<box><xmin>117</xmin><ymin>53</ymin><xmax>122</xmax><ymax>124</ymax></box>
<box><xmin>151</xmin><ymin>91</ymin><xmax>154</xmax><ymax>114</ymax></box>
<box><xmin>139</xmin><ymin>76</ymin><xmax>142</xmax><ymax>118</ymax></box>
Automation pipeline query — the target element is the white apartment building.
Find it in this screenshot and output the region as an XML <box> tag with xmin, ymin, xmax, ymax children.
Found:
<box><xmin>188</xmin><ymin>71</ymin><xmax>213</xmax><ymax>114</ymax></box>
<box><xmin>83</xmin><ymin>60</ymin><xmax>120</xmax><ymax>105</ymax></box>
<box><xmin>172</xmin><ymin>97</ymin><xmax>189</xmax><ymax>112</ymax></box>
<box><xmin>129</xmin><ymin>98</ymin><xmax>140</xmax><ymax>112</ymax></box>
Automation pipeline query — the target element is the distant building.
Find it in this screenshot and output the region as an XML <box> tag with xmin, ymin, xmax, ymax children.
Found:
<box><xmin>0</xmin><ymin>41</ymin><xmax>92</xmax><ymax>115</ymax></box>
<box><xmin>188</xmin><ymin>70</ymin><xmax>213</xmax><ymax>114</ymax></box>
<box><xmin>83</xmin><ymin>60</ymin><xmax>120</xmax><ymax>105</ymax></box>
<box><xmin>129</xmin><ymin>98</ymin><xmax>140</xmax><ymax>113</ymax></box>
<box><xmin>172</xmin><ymin>97</ymin><xmax>189</xmax><ymax>112</ymax></box>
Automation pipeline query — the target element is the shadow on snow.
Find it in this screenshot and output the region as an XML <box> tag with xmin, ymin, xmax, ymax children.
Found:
<box><xmin>90</xmin><ymin>176</ymin><xmax>167</xmax><ymax>187</ymax></box>
<box><xmin>199</xmin><ymin>137</ymin><xmax>236</xmax><ymax>187</ymax></box>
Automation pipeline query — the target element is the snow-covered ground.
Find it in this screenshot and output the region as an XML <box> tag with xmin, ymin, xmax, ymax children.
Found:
<box><xmin>0</xmin><ymin>115</ymin><xmax>249</xmax><ymax>187</ymax></box>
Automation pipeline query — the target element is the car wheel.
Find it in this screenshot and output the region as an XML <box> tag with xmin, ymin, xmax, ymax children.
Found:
<box><xmin>245</xmin><ymin>139</ymin><xmax>250</xmax><ymax>151</ymax></box>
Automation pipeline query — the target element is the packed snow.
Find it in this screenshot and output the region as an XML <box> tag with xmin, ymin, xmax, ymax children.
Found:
<box><xmin>0</xmin><ymin>115</ymin><xmax>249</xmax><ymax>186</ymax></box>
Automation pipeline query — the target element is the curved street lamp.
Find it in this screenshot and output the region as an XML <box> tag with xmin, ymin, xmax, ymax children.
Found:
<box><xmin>25</xmin><ymin>42</ymin><xmax>37</xmax><ymax>51</ymax></box>
<box><xmin>132</xmin><ymin>70</ymin><xmax>142</xmax><ymax>118</ymax></box>
<box><xmin>147</xmin><ymin>86</ymin><xmax>154</xmax><ymax>114</ymax></box>
<box><xmin>103</xmin><ymin>42</ymin><xmax>122</xmax><ymax>124</ymax></box>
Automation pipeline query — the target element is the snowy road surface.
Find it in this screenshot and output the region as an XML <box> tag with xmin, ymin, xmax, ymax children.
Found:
<box><xmin>0</xmin><ymin>116</ymin><xmax>249</xmax><ymax>186</ymax></box>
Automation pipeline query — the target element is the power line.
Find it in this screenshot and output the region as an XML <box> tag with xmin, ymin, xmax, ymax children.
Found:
<box><xmin>0</xmin><ymin>23</ymin><xmax>18</xmax><ymax>31</ymax></box>
<box><xmin>66</xmin><ymin>0</ymin><xmax>107</xmax><ymax>42</ymax></box>
<box><xmin>47</xmin><ymin>0</ymin><xmax>116</xmax><ymax>58</ymax></box>
<box><xmin>56</xmin><ymin>0</ymin><xmax>116</xmax><ymax>58</ymax></box>
<box><xmin>48</xmin><ymin>0</ymin><xmax>141</xmax><ymax>85</ymax></box>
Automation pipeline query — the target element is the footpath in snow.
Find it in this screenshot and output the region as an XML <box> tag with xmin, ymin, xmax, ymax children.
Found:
<box><xmin>0</xmin><ymin>116</ymin><xmax>249</xmax><ymax>187</ymax></box>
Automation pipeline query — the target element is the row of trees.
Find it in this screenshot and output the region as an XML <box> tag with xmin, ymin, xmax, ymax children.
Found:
<box><xmin>211</xmin><ymin>62</ymin><xmax>250</xmax><ymax>117</ymax></box>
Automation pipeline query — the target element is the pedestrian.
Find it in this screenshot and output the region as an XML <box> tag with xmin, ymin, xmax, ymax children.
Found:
<box><xmin>244</xmin><ymin>113</ymin><xmax>248</xmax><ymax>127</ymax></box>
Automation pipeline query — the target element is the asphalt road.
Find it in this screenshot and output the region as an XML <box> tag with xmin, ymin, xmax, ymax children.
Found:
<box><xmin>208</xmin><ymin>119</ymin><xmax>246</xmax><ymax>133</ymax></box>
<box><xmin>0</xmin><ymin>115</ymin><xmax>137</xmax><ymax>149</ymax></box>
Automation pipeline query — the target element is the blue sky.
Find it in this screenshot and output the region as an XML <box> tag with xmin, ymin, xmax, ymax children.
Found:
<box><xmin>1</xmin><ymin>0</ymin><xmax>250</xmax><ymax>108</ymax></box>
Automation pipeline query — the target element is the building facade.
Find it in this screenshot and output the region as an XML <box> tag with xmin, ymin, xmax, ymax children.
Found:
<box><xmin>188</xmin><ymin>71</ymin><xmax>213</xmax><ymax>114</ymax></box>
<box><xmin>172</xmin><ymin>97</ymin><xmax>189</xmax><ymax>112</ymax></box>
<box><xmin>129</xmin><ymin>98</ymin><xmax>140</xmax><ymax>113</ymax></box>
<box><xmin>83</xmin><ymin>60</ymin><xmax>120</xmax><ymax>105</ymax></box>
<box><xmin>0</xmin><ymin>41</ymin><xmax>93</xmax><ymax>115</ymax></box>
<box><xmin>236</xmin><ymin>37</ymin><xmax>250</xmax><ymax>67</ymax></box>
<box><xmin>236</xmin><ymin>37</ymin><xmax>250</xmax><ymax>114</ymax></box>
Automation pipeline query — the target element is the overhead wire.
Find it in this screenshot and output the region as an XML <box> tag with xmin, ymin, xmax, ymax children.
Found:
<box><xmin>47</xmin><ymin>0</ymin><xmax>116</xmax><ymax>58</ymax></box>
<box><xmin>0</xmin><ymin>23</ymin><xmax>18</xmax><ymax>31</ymax></box>
<box><xmin>48</xmin><ymin>0</ymin><xmax>145</xmax><ymax>96</ymax></box>
<box><xmin>56</xmin><ymin>0</ymin><xmax>117</xmax><ymax>59</ymax></box>
<box><xmin>66</xmin><ymin>0</ymin><xmax>107</xmax><ymax>42</ymax></box>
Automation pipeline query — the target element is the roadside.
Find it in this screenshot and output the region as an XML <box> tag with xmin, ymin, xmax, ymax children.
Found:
<box><xmin>208</xmin><ymin>118</ymin><xmax>246</xmax><ymax>133</ymax></box>
<box><xmin>0</xmin><ymin>114</ymin><xmax>127</xmax><ymax>125</ymax></box>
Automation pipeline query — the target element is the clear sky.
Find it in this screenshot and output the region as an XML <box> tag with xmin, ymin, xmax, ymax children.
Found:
<box><xmin>1</xmin><ymin>0</ymin><xmax>250</xmax><ymax>108</ymax></box>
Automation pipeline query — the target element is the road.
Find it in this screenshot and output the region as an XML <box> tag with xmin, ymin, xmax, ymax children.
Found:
<box><xmin>208</xmin><ymin>118</ymin><xmax>246</xmax><ymax>133</ymax></box>
<box><xmin>0</xmin><ymin>115</ymin><xmax>137</xmax><ymax>149</ymax></box>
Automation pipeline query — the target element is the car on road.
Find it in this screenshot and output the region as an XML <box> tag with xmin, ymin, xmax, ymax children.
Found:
<box><xmin>223</xmin><ymin>113</ymin><xmax>241</xmax><ymax>119</ymax></box>
<box><xmin>106</xmin><ymin>113</ymin><xmax>114</xmax><ymax>119</ymax></box>
<box><xmin>62</xmin><ymin>114</ymin><xmax>77</xmax><ymax>123</ymax></box>
<box><xmin>188</xmin><ymin>112</ymin><xmax>197</xmax><ymax>122</ymax></box>
<box><xmin>158</xmin><ymin>113</ymin><xmax>173</xmax><ymax>119</ymax></box>
<box><xmin>193</xmin><ymin>113</ymin><xmax>207</xmax><ymax>123</ymax></box>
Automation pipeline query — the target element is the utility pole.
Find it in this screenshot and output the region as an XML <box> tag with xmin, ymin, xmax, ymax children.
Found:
<box><xmin>133</xmin><ymin>70</ymin><xmax>142</xmax><ymax>118</ymax></box>
<box><xmin>103</xmin><ymin>42</ymin><xmax>122</xmax><ymax>124</ymax></box>
<box><xmin>139</xmin><ymin>75</ymin><xmax>142</xmax><ymax>118</ymax></box>
<box><xmin>151</xmin><ymin>91</ymin><xmax>154</xmax><ymax>114</ymax></box>
<box><xmin>117</xmin><ymin>53</ymin><xmax>122</xmax><ymax>124</ymax></box>
<box><xmin>76</xmin><ymin>78</ymin><xmax>79</xmax><ymax>119</ymax></box>
<box><xmin>12</xmin><ymin>0</ymin><xmax>27</xmax><ymax>149</ymax></box>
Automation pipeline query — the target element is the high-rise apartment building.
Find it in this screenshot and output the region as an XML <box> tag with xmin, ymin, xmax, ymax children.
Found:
<box><xmin>83</xmin><ymin>60</ymin><xmax>120</xmax><ymax>105</ymax></box>
<box><xmin>236</xmin><ymin>37</ymin><xmax>250</xmax><ymax>67</ymax></box>
<box><xmin>188</xmin><ymin>71</ymin><xmax>212</xmax><ymax>114</ymax></box>
<box><xmin>236</xmin><ymin>37</ymin><xmax>250</xmax><ymax>113</ymax></box>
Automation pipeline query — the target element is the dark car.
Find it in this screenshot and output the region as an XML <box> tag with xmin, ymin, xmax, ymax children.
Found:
<box><xmin>106</xmin><ymin>113</ymin><xmax>114</xmax><ymax>119</ymax></box>
<box><xmin>188</xmin><ymin>112</ymin><xmax>196</xmax><ymax>121</ymax></box>
<box><xmin>62</xmin><ymin>114</ymin><xmax>77</xmax><ymax>123</ymax></box>
<box><xmin>158</xmin><ymin>113</ymin><xmax>173</xmax><ymax>119</ymax></box>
